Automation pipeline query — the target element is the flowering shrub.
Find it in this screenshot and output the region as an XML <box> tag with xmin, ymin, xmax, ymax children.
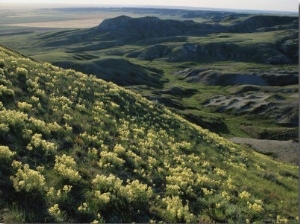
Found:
<box><xmin>166</xmin><ymin>166</ymin><xmax>194</xmax><ymax>196</ymax></box>
<box><xmin>48</xmin><ymin>204</ymin><xmax>64</xmax><ymax>222</ymax></box>
<box><xmin>0</xmin><ymin>145</ymin><xmax>15</xmax><ymax>160</ymax></box>
<box><xmin>201</xmin><ymin>187</ymin><xmax>214</xmax><ymax>195</ymax></box>
<box><xmin>98</xmin><ymin>151</ymin><xmax>125</xmax><ymax>168</ymax></box>
<box><xmin>0</xmin><ymin>110</ymin><xmax>28</xmax><ymax>132</ymax></box>
<box><xmin>87</xmin><ymin>148</ymin><xmax>98</xmax><ymax>160</ymax></box>
<box><xmin>161</xmin><ymin>196</ymin><xmax>195</xmax><ymax>222</ymax></box>
<box><xmin>92</xmin><ymin>174</ymin><xmax>122</xmax><ymax>193</ymax></box>
<box><xmin>10</xmin><ymin>162</ymin><xmax>46</xmax><ymax>192</ymax></box>
<box><xmin>247</xmin><ymin>201</ymin><xmax>263</xmax><ymax>213</ymax></box>
<box><xmin>239</xmin><ymin>191</ymin><xmax>251</xmax><ymax>199</ymax></box>
<box><xmin>16</xmin><ymin>67</ymin><xmax>28</xmax><ymax>76</ymax></box>
<box><xmin>63</xmin><ymin>113</ymin><xmax>72</xmax><ymax>121</ymax></box>
<box><xmin>75</xmin><ymin>103</ymin><xmax>86</xmax><ymax>112</ymax></box>
<box><xmin>94</xmin><ymin>191</ymin><xmax>111</xmax><ymax>205</ymax></box>
<box><xmin>113</xmin><ymin>144</ymin><xmax>126</xmax><ymax>154</ymax></box>
<box><xmin>30</xmin><ymin>96</ymin><xmax>39</xmax><ymax>103</ymax></box>
<box><xmin>48</xmin><ymin>121</ymin><xmax>62</xmax><ymax>131</ymax></box>
<box><xmin>276</xmin><ymin>215</ymin><xmax>289</xmax><ymax>223</ymax></box>
<box><xmin>120</xmin><ymin>179</ymin><xmax>153</xmax><ymax>204</ymax></box>
<box><xmin>0</xmin><ymin>84</ymin><xmax>14</xmax><ymax>97</ymax></box>
<box><xmin>47</xmin><ymin>185</ymin><xmax>72</xmax><ymax>203</ymax></box>
<box><xmin>91</xmin><ymin>174</ymin><xmax>152</xmax><ymax>205</ymax></box>
<box><xmin>17</xmin><ymin>101</ymin><xmax>32</xmax><ymax>112</ymax></box>
<box><xmin>26</xmin><ymin>78</ymin><xmax>39</xmax><ymax>92</ymax></box>
<box><xmin>78</xmin><ymin>202</ymin><xmax>89</xmax><ymax>212</ymax></box>
<box><xmin>54</xmin><ymin>154</ymin><xmax>81</xmax><ymax>182</ymax></box>
<box><xmin>28</xmin><ymin>117</ymin><xmax>50</xmax><ymax>135</ymax></box>
<box><xmin>26</xmin><ymin>133</ymin><xmax>57</xmax><ymax>153</ymax></box>
<box><xmin>221</xmin><ymin>191</ymin><xmax>231</xmax><ymax>201</ymax></box>
<box><xmin>79</xmin><ymin>132</ymin><xmax>103</xmax><ymax>147</ymax></box>
<box><xmin>22</xmin><ymin>128</ymin><xmax>32</xmax><ymax>140</ymax></box>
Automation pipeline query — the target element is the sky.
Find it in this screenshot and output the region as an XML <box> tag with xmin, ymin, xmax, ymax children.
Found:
<box><xmin>0</xmin><ymin>0</ymin><xmax>298</xmax><ymax>12</ymax></box>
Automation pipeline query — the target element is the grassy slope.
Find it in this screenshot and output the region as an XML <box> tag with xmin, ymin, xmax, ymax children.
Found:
<box><xmin>0</xmin><ymin>45</ymin><xmax>298</xmax><ymax>223</ymax></box>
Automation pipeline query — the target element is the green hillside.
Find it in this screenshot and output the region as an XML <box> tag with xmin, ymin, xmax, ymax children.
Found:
<box><xmin>0</xmin><ymin>45</ymin><xmax>298</xmax><ymax>223</ymax></box>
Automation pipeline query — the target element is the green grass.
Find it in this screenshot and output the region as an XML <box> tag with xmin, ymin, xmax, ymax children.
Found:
<box><xmin>188</xmin><ymin>30</ymin><xmax>291</xmax><ymax>45</ymax></box>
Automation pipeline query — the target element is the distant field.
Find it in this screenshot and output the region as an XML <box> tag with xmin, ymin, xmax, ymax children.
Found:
<box><xmin>188</xmin><ymin>30</ymin><xmax>289</xmax><ymax>45</ymax></box>
<box><xmin>0</xmin><ymin>7</ymin><xmax>151</xmax><ymax>29</ymax></box>
<box><xmin>2</xmin><ymin>11</ymin><xmax>143</xmax><ymax>29</ymax></box>
<box><xmin>0</xmin><ymin>6</ymin><xmax>209</xmax><ymax>29</ymax></box>
<box><xmin>7</xmin><ymin>18</ymin><xmax>103</xmax><ymax>28</ymax></box>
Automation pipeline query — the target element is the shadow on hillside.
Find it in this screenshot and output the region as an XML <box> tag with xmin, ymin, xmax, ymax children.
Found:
<box><xmin>53</xmin><ymin>58</ymin><xmax>166</xmax><ymax>88</ymax></box>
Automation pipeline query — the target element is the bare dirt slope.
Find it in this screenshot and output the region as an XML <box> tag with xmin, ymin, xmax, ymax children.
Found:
<box><xmin>229</xmin><ymin>137</ymin><xmax>299</xmax><ymax>165</ymax></box>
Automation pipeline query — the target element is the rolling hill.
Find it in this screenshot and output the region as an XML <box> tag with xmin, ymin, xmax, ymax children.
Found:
<box><xmin>0</xmin><ymin>45</ymin><xmax>298</xmax><ymax>223</ymax></box>
<box><xmin>33</xmin><ymin>15</ymin><xmax>298</xmax><ymax>64</ymax></box>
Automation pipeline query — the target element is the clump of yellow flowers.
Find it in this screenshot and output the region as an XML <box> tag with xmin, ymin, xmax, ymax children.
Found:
<box><xmin>0</xmin><ymin>145</ymin><xmax>15</xmax><ymax>160</ymax></box>
<box><xmin>10</xmin><ymin>161</ymin><xmax>46</xmax><ymax>192</ymax></box>
<box><xmin>54</xmin><ymin>154</ymin><xmax>81</xmax><ymax>182</ymax></box>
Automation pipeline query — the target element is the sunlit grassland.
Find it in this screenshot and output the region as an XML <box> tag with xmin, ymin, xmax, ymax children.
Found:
<box><xmin>187</xmin><ymin>30</ymin><xmax>293</xmax><ymax>45</ymax></box>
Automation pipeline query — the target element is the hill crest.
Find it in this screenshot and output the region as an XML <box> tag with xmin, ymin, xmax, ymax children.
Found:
<box><xmin>94</xmin><ymin>14</ymin><xmax>298</xmax><ymax>40</ymax></box>
<box><xmin>94</xmin><ymin>15</ymin><xmax>224</xmax><ymax>41</ymax></box>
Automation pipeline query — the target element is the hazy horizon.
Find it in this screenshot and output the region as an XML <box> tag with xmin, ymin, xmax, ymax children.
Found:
<box><xmin>0</xmin><ymin>0</ymin><xmax>298</xmax><ymax>12</ymax></box>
